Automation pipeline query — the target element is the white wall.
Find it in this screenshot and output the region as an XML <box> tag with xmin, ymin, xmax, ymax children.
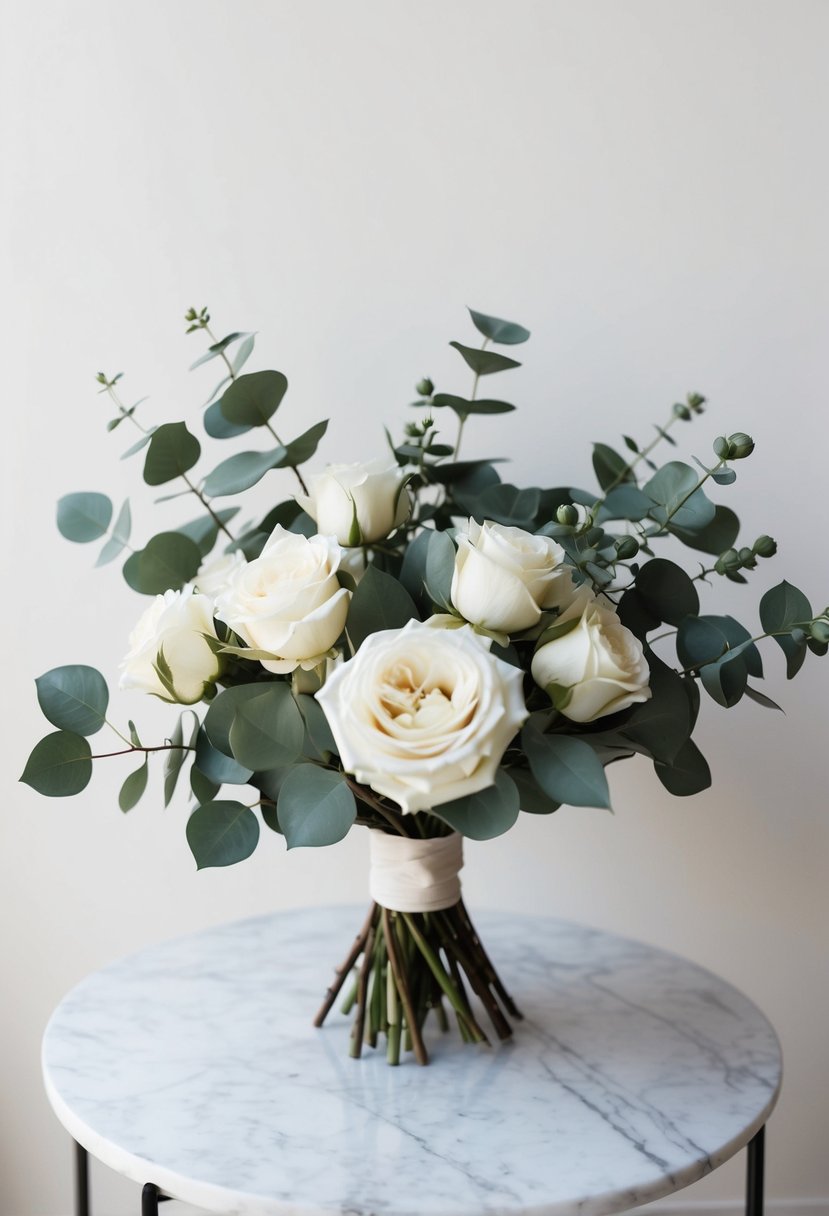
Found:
<box><xmin>2</xmin><ymin>2</ymin><xmax>828</xmax><ymax>1212</ymax></box>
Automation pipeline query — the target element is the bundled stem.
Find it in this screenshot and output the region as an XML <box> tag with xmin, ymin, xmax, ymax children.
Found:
<box><xmin>315</xmin><ymin>900</ymin><xmax>521</xmax><ymax>1065</ymax></box>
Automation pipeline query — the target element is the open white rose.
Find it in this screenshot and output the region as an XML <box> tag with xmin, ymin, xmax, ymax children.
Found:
<box><xmin>215</xmin><ymin>526</ymin><xmax>350</xmax><ymax>674</ymax></box>
<box><xmin>191</xmin><ymin>550</ymin><xmax>246</xmax><ymax>600</ymax></box>
<box><xmin>119</xmin><ymin>586</ymin><xmax>220</xmax><ymax>705</ymax></box>
<box><xmin>316</xmin><ymin>619</ymin><xmax>528</xmax><ymax>813</ymax></box>
<box><xmin>531</xmin><ymin>586</ymin><xmax>651</xmax><ymax>722</ymax></box>
<box><xmin>296</xmin><ymin>458</ymin><xmax>411</xmax><ymax>546</ymax></box>
<box><xmin>451</xmin><ymin>518</ymin><xmax>575</xmax><ymax>634</ymax></box>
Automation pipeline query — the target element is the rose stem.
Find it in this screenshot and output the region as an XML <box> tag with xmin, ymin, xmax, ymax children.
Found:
<box><xmin>444</xmin><ymin>949</ymin><xmax>477</xmax><ymax>1042</ymax></box>
<box><xmin>457</xmin><ymin>900</ymin><xmax>523</xmax><ymax>1020</ymax></box>
<box><xmin>350</xmin><ymin>922</ymin><xmax>376</xmax><ymax>1059</ymax></box>
<box><xmin>434</xmin><ymin>993</ymin><xmax>450</xmax><ymax>1033</ymax></box>
<box><xmin>401</xmin><ymin>913</ymin><xmax>488</xmax><ymax>1045</ymax></box>
<box><xmin>384</xmin><ymin>908</ymin><xmax>428</xmax><ymax>1066</ymax></box>
<box><xmin>314</xmin><ymin>902</ymin><xmax>378</xmax><ymax>1027</ymax></box>
<box><xmin>367</xmin><ymin>930</ymin><xmax>385</xmax><ymax>1047</ymax></box>
<box><xmin>386</xmin><ymin>959</ymin><xmax>401</xmax><ymax>1065</ymax></box>
<box><xmin>440</xmin><ymin>928</ymin><xmax>512</xmax><ymax>1041</ymax></box>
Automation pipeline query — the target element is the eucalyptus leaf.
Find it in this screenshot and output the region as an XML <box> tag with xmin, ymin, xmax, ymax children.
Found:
<box><xmin>449</xmin><ymin>342</ymin><xmax>522</xmax><ymax>375</ymax></box>
<box><xmin>189</xmin><ymin>332</ymin><xmax>245</xmax><ymax>369</ymax></box>
<box><xmin>228</xmin><ymin>685</ymin><xmax>305</xmax><ymax>770</ymax></box>
<box><xmin>57</xmin><ymin>492</ymin><xmax>112</xmax><ymax>543</ymax></box>
<box><xmin>20</xmin><ymin>731</ymin><xmax>92</xmax><ymax>797</ymax></box>
<box><xmin>35</xmin><ymin>664</ymin><xmax>109</xmax><ymax>736</ymax></box>
<box><xmin>424</xmin><ymin>529</ymin><xmax>456</xmax><ymax>610</ymax></box>
<box><xmin>467</xmin><ymin>308</ymin><xmax>530</xmax><ymax>345</ymax></box>
<box><xmin>186</xmin><ymin>800</ymin><xmax>260</xmax><ymax>869</ymax></box>
<box><xmin>654</xmin><ymin>739</ymin><xmax>712</xmax><ymax>796</ymax></box>
<box><xmin>346</xmin><ymin>566</ymin><xmax>418</xmax><ymax>650</ymax></box>
<box><xmin>635</xmin><ymin>559</ymin><xmax>700</xmax><ymax>626</ymax></box>
<box><xmin>194</xmin><ymin>728</ymin><xmax>253</xmax><ymax>786</ymax></box>
<box><xmin>277</xmin><ymin>767</ymin><xmax>356</xmax><ymax>849</ymax></box>
<box><xmin>143</xmin><ymin>422</ymin><xmax>201</xmax><ymax>486</ymax></box>
<box><xmin>432</xmin><ymin>393</ymin><xmax>515</xmax><ymax>418</ymax></box>
<box><xmin>123</xmin><ymin>532</ymin><xmax>202</xmax><ymax>595</ymax></box>
<box><xmin>220</xmin><ymin>370</ymin><xmax>288</xmax><ymax>427</ymax></box>
<box><xmin>473</xmin><ymin>483</ymin><xmax>540</xmax><ymax>528</ymax></box>
<box><xmin>759</xmin><ymin>581</ymin><xmax>813</xmax><ymax>634</ymax></box>
<box><xmin>280</xmin><ymin>419</ymin><xmax>329</xmax><ymax>466</ymax></box>
<box><xmin>204</xmin><ymin>684</ymin><xmax>270</xmax><ymax>756</ymax></box>
<box><xmin>203</xmin><ymin>399</ymin><xmax>252</xmax><ymax>440</ymax></box>
<box><xmin>592</xmin><ymin>444</ymin><xmax>633</xmax><ymax>491</ymax></box>
<box><xmin>599</xmin><ymin>484</ymin><xmax>652</xmax><ymax>522</ymax></box>
<box><xmin>523</xmin><ymin>720</ymin><xmax>611</xmax><ymax>809</ymax></box>
<box><xmin>120</xmin><ymin>430</ymin><xmax>156</xmax><ymax>460</ymax></box>
<box><xmin>119</xmin><ymin>758</ymin><xmax>148</xmax><ymax>812</ymax></box>
<box><xmin>670</xmin><ymin>505</ymin><xmax>740</xmax><ymax>555</ymax></box>
<box><xmin>511</xmin><ymin>768</ymin><xmax>561</xmax><ymax>814</ymax></box>
<box><xmin>435</xmin><ymin>770</ymin><xmax>520</xmax><ymax>839</ymax></box>
<box><xmin>202</xmin><ymin>447</ymin><xmax>286</xmax><ymax>497</ymax></box>
<box><xmin>178</xmin><ymin>508</ymin><xmax>240</xmax><ymax>557</ymax></box>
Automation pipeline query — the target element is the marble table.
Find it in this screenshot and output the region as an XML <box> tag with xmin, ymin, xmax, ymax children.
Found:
<box><xmin>42</xmin><ymin>908</ymin><xmax>780</xmax><ymax>1216</ymax></box>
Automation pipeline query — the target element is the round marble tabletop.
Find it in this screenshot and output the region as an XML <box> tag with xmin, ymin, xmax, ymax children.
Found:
<box><xmin>42</xmin><ymin>908</ymin><xmax>780</xmax><ymax>1216</ymax></box>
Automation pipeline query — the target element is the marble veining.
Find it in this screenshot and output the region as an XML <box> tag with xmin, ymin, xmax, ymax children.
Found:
<box><xmin>42</xmin><ymin>908</ymin><xmax>781</xmax><ymax>1216</ymax></box>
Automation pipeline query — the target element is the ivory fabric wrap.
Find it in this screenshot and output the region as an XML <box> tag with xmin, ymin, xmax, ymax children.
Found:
<box><xmin>368</xmin><ymin>830</ymin><xmax>464</xmax><ymax>912</ymax></box>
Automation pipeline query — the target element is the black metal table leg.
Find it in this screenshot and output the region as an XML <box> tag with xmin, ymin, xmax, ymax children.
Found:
<box><xmin>75</xmin><ymin>1141</ymin><xmax>90</xmax><ymax>1216</ymax></box>
<box><xmin>746</xmin><ymin>1124</ymin><xmax>765</xmax><ymax>1216</ymax></box>
<box><xmin>142</xmin><ymin>1183</ymin><xmax>160</xmax><ymax>1216</ymax></box>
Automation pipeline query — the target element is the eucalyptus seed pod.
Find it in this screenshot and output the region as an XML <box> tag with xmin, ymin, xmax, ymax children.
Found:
<box><xmin>556</xmin><ymin>504</ymin><xmax>581</xmax><ymax>527</ymax></box>
<box><xmin>810</xmin><ymin>619</ymin><xmax>829</xmax><ymax>645</ymax></box>
<box><xmin>753</xmin><ymin>535</ymin><xmax>777</xmax><ymax>558</ymax></box>
<box><xmin>415</xmin><ymin>378</ymin><xmax>434</xmax><ymax>397</ymax></box>
<box><xmin>673</xmin><ymin>402</ymin><xmax>692</xmax><ymax>421</ymax></box>
<box><xmin>615</xmin><ymin>535</ymin><xmax>639</xmax><ymax>560</ymax></box>
<box><xmin>715</xmin><ymin>548</ymin><xmax>741</xmax><ymax>576</ymax></box>
<box><xmin>727</xmin><ymin>432</ymin><xmax>755</xmax><ymax>459</ymax></box>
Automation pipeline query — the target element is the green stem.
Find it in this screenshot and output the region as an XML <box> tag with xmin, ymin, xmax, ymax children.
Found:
<box><xmin>90</xmin><ymin>744</ymin><xmax>196</xmax><ymax>761</ymax></box>
<box><xmin>181</xmin><ymin>473</ymin><xmax>235</xmax><ymax>542</ymax></box>
<box><xmin>203</xmin><ymin>323</ymin><xmax>237</xmax><ymax>386</ymax></box>
<box><xmin>592</xmin><ymin>409</ymin><xmax>681</xmax><ymax>512</ymax></box>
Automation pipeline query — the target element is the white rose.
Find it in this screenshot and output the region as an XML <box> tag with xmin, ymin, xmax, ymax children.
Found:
<box><xmin>215</xmin><ymin>526</ymin><xmax>350</xmax><ymax>674</ymax></box>
<box><xmin>119</xmin><ymin>586</ymin><xmax>220</xmax><ymax>705</ymax></box>
<box><xmin>191</xmin><ymin>549</ymin><xmax>246</xmax><ymax>600</ymax></box>
<box><xmin>296</xmin><ymin>458</ymin><xmax>411</xmax><ymax>546</ymax></box>
<box><xmin>531</xmin><ymin>586</ymin><xmax>651</xmax><ymax>723</ymax></box>
<box><xmin>451</xmin><ymin>518</ymin><xmax>575</xmax><ymax>634</ymax></box>
<box><xmin>316</xmin><ymin>619</ymin><xmax>528</xmax><ymax>814</ymax></box>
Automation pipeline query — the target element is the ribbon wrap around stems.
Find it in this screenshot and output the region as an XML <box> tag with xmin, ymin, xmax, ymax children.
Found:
<box><xmin>368</xmin><ymin>830</ymin><xmax>464</xmax><ymax>913</ymax></box>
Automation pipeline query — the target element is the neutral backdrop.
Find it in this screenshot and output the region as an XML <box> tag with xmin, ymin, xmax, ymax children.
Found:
<box><xmin>1</xmin><ymin>3</ymin><xmax>827</xmax><ymax>1214</ymax></box>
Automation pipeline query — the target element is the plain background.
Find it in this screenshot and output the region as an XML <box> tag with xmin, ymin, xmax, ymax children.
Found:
<box><xmin>1</xmin><ymin>2</ymin><xmax>827</xmax><ymax>1213</ymax></box>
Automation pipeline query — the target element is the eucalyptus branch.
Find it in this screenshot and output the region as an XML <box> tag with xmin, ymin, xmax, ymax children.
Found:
<box><xmin>181</xmin><ymin>473</ymin><xmax>235</xmax><ymax>542</ymax></box>
<box><xmin>202</xmin><ymin>322</ymin><xmax>237</xmax><ymax>386</ymax></box>
<box><xmin>90</xmin><ymin>743</ymin><xmax>197</xmax><ymax>761</ymax></box>
<box><xmin>103</xmin><ymin>381</ymin><xmax>150</xmax><ymax>435</ymax></box>
<box><xmin>453</xmin><ymin>337</ymin><xmax>489</xmax><ymax>460</ymax></box>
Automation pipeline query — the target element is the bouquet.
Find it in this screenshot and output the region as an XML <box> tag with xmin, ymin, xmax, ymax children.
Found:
<box><xmin>22</xmin><ymin>305</ymin><xmax>828</xmax><ymax>1065</ymax></box>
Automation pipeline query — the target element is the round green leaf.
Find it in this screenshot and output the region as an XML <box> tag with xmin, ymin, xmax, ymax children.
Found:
<box><xmin>186</xmin><ymin>800</ymin><xmax>260</xmax><ymax>869</ymax></box>
<box><xmin>57</xmin><ymin>492</ymin><xmax>113</xmax><ymax>543</ymax></box>
<box><xmin>35</xmin><ymin>664</ymin><xmax>109</xmax><ymax>736</ymax></box>
<box><xmin>523</xmin><ymin>721</ymin><xmax>611</xmax><ymax>809</ymax></box>
<box><xmin>203</xmin><ymin>399</ymin><xmax>253</xmax><ymax>440</ymax></box>
<box><xmin>143</xmin><ymin>422</ymin><xmax>201</xmax><ymax>486</ymax></box>
<box><xmin>194</xmin><ymin>728</ymin><xmax>253</xmax><ymax>786</ymax></box>
<box><xmin>204</xmin><ymin>684</ymin><xmax>269</xmax><ymax>756</ymax></box>
<box><xmin>654</xmin><ymin>739</ymin><xmax>712</xmax><ymax>796</ymax></box>
<box><xmin>122</xmin><ymin>532</ymin><xmax>202</xmax><ymax>595</ymax></box>
<box><xmin>434</xmin><ymin>770</ymin><xmax>520</xmax><ymax>839</ymax></box>
<box><xmin>277</xmin><ymin>767</ymin><xmax>356</xmax><ymax>849</ymax></box>
<box><xmin>20</xmin><ymin>731</ymin><xmax>92</xmax><ymax>797</ymax></box>
<box><xmin>635</xmin><ymin>558</ymin><xmax>700</xmax><ymax>626</ymax></box>
<box><xmin>220</xmin><ymin>370</ymin><xmax>288</xmax><ymax>427</ymax></box>
<box><xmin>228</xmin><ymin>685</ymin><xmax>305</xmax><ymax>771</ymax></box>
<box><xmin>346</xmin><ymin>566</ymin><xmax>417</xmax><ymax>650</ymax></box>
